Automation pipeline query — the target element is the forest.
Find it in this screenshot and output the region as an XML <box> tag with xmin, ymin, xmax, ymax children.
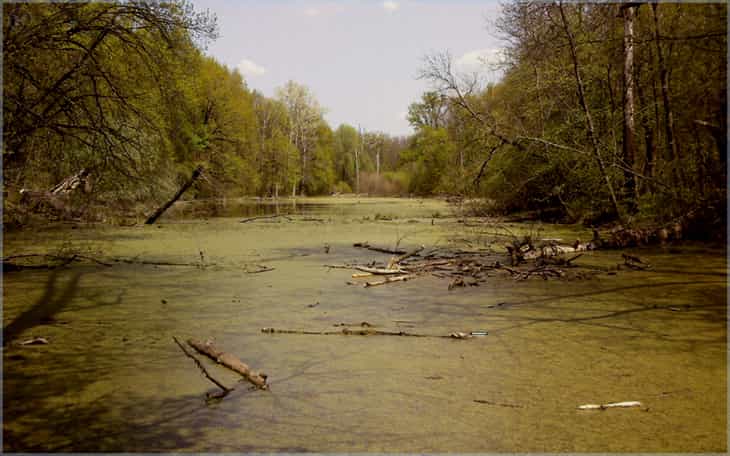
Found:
<box><xmin>3</xmin><ymin>1</ymin><xmax>726</xmax><ymax>234</ymax></box>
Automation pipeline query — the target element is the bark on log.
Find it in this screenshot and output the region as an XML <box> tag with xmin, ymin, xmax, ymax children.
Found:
<box><xmin>145</xmin><ymin>166</ymin><xmax>204</xmax><ymax>224</ymax></box>
<box><xmin>186</xmin><ymin>338</ymin><xmax>268</xmax><ymax>390</ymax></box>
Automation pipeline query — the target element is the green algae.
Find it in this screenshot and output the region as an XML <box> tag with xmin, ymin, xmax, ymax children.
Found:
<box><xmin>3</xmin><ymin>197</ymin><xmax>726</xmax><ymax>452</ymax></box>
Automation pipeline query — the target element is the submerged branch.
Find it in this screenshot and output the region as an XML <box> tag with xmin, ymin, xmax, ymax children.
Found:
<box><xmin>173</xmin><ymin>336</ymin><xmax>232</xmax><ymax>399</ymax></box>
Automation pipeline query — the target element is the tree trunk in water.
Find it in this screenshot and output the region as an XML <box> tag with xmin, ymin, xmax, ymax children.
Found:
<box><xmin>145</xmin><ymin>165</ymin><xmax>203</xmax><ymax>224</ymax></box>
<box><xmin>622</xmin><ymin>4</ymin><xmax>638</xmax><ymax>204</ymax></box>
<box><xmin>558</xmin><ymin>3</ymin><xmax>621</xmax><ymax>218</ymax></box>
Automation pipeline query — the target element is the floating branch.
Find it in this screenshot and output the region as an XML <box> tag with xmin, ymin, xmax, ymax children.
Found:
<box><xmin>111</xmin><ymin>257</ymin><xmax>208</xmax><ymax>267</ymax></box>
<box><xmin>240</xmin><ymin>214</ymin><xmax>292</xmax><ymax>223</ymax></box>
<box><xmin>187</xmin><ymin>339</ymin><xmax>268</xmax><ymax>390</ymax></box>
<box><xmin>173</xmin><ymin>336</ymin><xmax>232</xmax><ymax>400</ymax></box>
<box><xmin>353</xmin><ymin>242</ymin><xmax>406</xmax><ymax>255</ymax></box>
<box><xmin>355</xmin><ymin>266</ymin><xmax>406</xmax><ymax>275</ymax></box>
<box><xmin>244</xmin><ymin>264</ymin><xmax>275</xmax><ymax>274</ymax></box>
<box><xmin>261</xmin><ymin>326</ymin><xmax>474</xmax><ymax>339</ymax></box>
<box><xmin>578</xmin><ymin>401</ymin><xmax>642</xmax><ymax>410</ymax></box>
<box><xmin>364</xmin><ymin>274</ymin><xmax>416</xmax><ymax>287</ymax></box>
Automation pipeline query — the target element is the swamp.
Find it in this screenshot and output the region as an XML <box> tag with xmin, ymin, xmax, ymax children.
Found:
<box><xmin>3</xmin><ymin>197</ymin><xmax>727</xmax><ymax>452</ymax></box>
<box><xmin>2</xmin><ymin>0</ymin><xmax>727</xmax><ymax>452</ymax></box>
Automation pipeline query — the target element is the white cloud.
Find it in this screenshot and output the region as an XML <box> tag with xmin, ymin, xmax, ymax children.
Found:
<box><xmin>455</xmin><ymin>48</ymin><xmax>504</xmax><ymax>71</ymax></box>
<box><xmin>383</xmin><ymin>1</ymin><xmax>399</xmax><ymax>13</ymax></box>
<box><xmin>303</xmin><ymin>4</ymin><xmax>345</xmax><ymax>17</ymax></box>
<box><xmin>236</xmin><ymin>58</ymin><xmax>266</xmax><ymax>77</ymax></box>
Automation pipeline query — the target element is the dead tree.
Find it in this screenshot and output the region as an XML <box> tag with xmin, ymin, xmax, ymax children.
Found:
<box><xmin>145</xmin><ymin>166</ymin><xmax>204</xmax><ymax>224</ymax></box>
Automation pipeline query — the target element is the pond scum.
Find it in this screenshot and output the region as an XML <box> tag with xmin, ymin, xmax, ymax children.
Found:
<box><xmin>3</xmin><ymin>198</ymin><xmax>727</xmax><ymax>452</ymax></box>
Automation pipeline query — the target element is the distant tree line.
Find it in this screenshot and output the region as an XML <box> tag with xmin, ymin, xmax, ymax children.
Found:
<box><xmin>2</xmin><ymin>1</ymin><xmax>410</xmax><ymax>217</ymax></box>
<box><xmin>4</xmin><ymin>2</ymin><xmax>726</xmax><ymax>232</ymax></box>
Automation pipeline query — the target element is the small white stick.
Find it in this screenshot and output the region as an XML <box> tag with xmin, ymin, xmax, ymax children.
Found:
<box><xmin>578</xmin><ymin>401</ymin><xmax>642</xmax><ymax>410</ymax></box>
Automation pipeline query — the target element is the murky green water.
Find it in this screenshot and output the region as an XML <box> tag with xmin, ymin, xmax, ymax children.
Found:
<box><xmin>3</xmin><ymin>197</ymin><xmax>726</xmax><ymax>452</ymax></box>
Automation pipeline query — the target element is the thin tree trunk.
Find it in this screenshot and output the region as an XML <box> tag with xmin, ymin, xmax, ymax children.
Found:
<box><xmin>635</xmin><ymin>58</ymin><xmax>655</xmax><ymax>191</ymax></box>
<box><xmin>651</xmin><ymin>3</ymin><xmax>678</xmax><ymax>165</ymax></box>
<box><xmin>622</xmin><ymin>4</ymin><xmax>638</xmax><ymax>203</ymax></box>
<box><xmin>558</xmin><ymin>2</ymin><xmax>621</xmax><ymax>218</ymax></box>
<box><xmin>356</xmin><ymin>125</ymin><xmax>362</xmax><ymax>194</ymax></box>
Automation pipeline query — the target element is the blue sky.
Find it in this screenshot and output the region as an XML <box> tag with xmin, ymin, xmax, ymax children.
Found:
<box><xmin>193</xmin><ymin>0</ymin><xmax>504</xmax><ymax>136</ymax></box>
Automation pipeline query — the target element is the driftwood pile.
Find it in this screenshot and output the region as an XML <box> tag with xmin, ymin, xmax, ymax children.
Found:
<box><xmin>17</xmin><ymin>168</ymin><xmax>93</xmax><ymax>219</ymax></box>
<box><xmin>327</xmin><ymin>237</ymin><xmax>614</xmax><ymax>289</ymax></box>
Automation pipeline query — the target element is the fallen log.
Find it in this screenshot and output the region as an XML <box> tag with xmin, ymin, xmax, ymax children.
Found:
<box><xmin>173</xmin><ymin>336</ymin><xmax>232</xmax><ymax>399</ymax></box>
<box><xmin>186</xmin><ymin>339</ymin><xmax>268</xmax><ymax>390</ymax></box>
<box><xmin>353</xmin><ymin>242</ymin><xmax>406</xmax><ymax>255</ymax></box>
<box><xmin>146</xmin><ymin>166</ymin><xmax>204</xmax><ymax>224</ymax></box>
<box><xmin>261</xmin><ymin>327</ymin><xmax>468</xmax><ymax>339</ymax></box>
<box><xmin>324</xmin><ymin>263</ymin><xmax>359</xmax><ymax>270</ymax></box>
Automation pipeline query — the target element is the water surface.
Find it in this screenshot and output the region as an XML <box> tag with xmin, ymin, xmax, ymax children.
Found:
<box><xmin>3</xmin><ymin>197</ymin><xmax>726</xmax><ymax>452</ymax></box>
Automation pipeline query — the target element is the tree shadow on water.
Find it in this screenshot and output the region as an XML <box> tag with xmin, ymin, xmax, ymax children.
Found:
<box><xmin>3</xmin><ymin>269</ymin><xmax>84</xmax><ymax>345</ymax></box>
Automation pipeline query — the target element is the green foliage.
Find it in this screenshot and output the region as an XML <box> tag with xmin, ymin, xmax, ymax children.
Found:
<box><xmin>402</xmin><ymin>127</ymin><xmax>454</xmax><ymax>195</ymax></box>
<box><xmin>332</xmin><ymin>181</ymin><xmax>352</xmax><ymax>194</ymax></box>
<box><xmin>413</xmin><ymin>2</ymin><xmax>725</xmax><ymax>229</ymax></box>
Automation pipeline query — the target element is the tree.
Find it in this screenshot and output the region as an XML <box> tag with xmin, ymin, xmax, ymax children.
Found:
<box><xmin>3</xmin><ymin>2</ymin><xmax>217</xmax><ymax>194</ymax></box>
<box><xmin>275</xmin><ymin>81</ymin><xmax>325</xmax><ymax>196</ymax></box>
<box><xmin>332</xmin><ymin>124</ymin><xmax>360</xmax><ymax>190</ymax></box>
<box><xmin>621</xmin><ymin>3</ymin><xmax>639</xmax><ymax>203</ymax></box>
<box><xmin>407</xmin><ymin>91</ymin><xmax>449</xmax><ymax>130</ymax></box>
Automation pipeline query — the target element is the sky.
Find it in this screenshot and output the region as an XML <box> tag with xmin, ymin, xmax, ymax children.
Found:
<box><xmin>193</xmin><ymin>0</ymin><xmax>505</xmax><ymax>136</ymax></box>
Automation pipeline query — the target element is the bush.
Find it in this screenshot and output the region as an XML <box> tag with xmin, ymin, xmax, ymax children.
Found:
<box><xmin>332</xmin><ymin>181</ymin><xmax>352</xmax><ymax>194</ymax></box>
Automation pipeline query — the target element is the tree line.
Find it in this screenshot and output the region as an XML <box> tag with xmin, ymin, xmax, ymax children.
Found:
<box><xmin>3</xmin><ymin>1</ymin><xmax>411</xmax><ymax>216</ymax></box>
<box><xmin>3</xmin><ymin>1</ymin><xmax>726</xmax><ymax>232</ymax></box>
